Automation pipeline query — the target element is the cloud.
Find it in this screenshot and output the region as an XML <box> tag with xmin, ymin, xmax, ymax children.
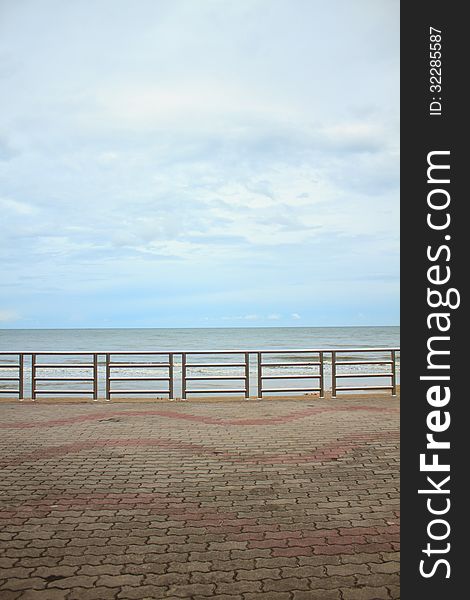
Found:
<box><xmin>0</xmin><ymin>309</ymin><xmax>19</xmax><ymax>323</ymax></box>
<box><xmin>0</xmin><ymin>0</ymin><xmax>399</xmax><ymax>328</ymax></box>
<box><xmin>0</xmin><ymin>196</ymin><xmax>36</xmax><ymax>215</ymax></box>
<box><xmin>0</xmin><ymin>135</ymin><xmax>15</xmax><ymax>161</ymax></box>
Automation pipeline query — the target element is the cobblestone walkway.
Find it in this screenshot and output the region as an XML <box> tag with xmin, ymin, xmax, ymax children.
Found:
<box><xmin>0</xmin><ymin>397</ymin><xmax>399</xmax><ymax>600</ymax></box>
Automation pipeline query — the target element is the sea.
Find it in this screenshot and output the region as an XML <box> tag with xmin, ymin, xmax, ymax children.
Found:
<box><xmin>0</xmin><ymin>326</ymin><xmax>400</xmax><ymax>397</ymax></box>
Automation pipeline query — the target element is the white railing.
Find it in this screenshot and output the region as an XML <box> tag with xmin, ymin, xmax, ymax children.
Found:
<box><xmin>0</xmin><ymin>348</ymin><xmax>400</xmax><ymax>400</ymax></box>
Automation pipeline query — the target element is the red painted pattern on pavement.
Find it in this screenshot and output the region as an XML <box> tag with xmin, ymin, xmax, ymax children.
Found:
<box><xmin>0</xmin><ymin>403</ymin><xmax>398</xmax><ymax>429</ymax></box>
<box><xmin>0</xmin><ymin>430</ymin><xmax>398</xmax><ymax>468</ymax></box>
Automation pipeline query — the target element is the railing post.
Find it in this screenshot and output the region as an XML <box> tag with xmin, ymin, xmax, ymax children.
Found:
<box><xmin>169</xmin><ymin>353</ymin><xmax>174</xmax><ymax>400</ymax></box>
<box><xmin>244</xmin><ymin>352</ymin><xmax>250</xmax><ymax>400</ymax></box>
<box><xmin>105</xmin><ymin>353</ymin><xmax>110</xmax><ymax>400</ymax></box>
<box><xmin>18</xmin><ymin>354</ymin><xmax>24</xmax><ymax>400</ymax></box>
<box><xmin>319</xmin><ymin>351</ymin><xmax>324</xmax><ymax>398</ymax></box>
<box><xmin>182</xmin><ymin>353</ymin><xmax>187</xmax><ymax>400</ymax></box>
<box><xmin>31</xmin><ymin>353</ymin><xmax>36</xmax><ymax>399</ymax></box>
<box><xmin>257</xmin><ymin>352</ymin><xmax>262</xmax><ymax>399</ymax></box>
<box><xmin>331</xmin><ymin>351</ymin><xmax>336</xmax><ymax>398</ymax></box>
<box><xmin>391</xmin><ymin>350</ymin><xmax>397</xmax><ymax>396</ymax></box>
<box><xmin>93</xmin><ymin>353</ymin><xmax>98</xmax><ymax>400</ymax></box>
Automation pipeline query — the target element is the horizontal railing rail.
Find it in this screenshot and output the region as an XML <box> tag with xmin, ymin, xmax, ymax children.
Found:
<box><xmin>257</xmin><ymin>350</ymin><xmax>324</xmax><ymax>399</ymax></box>
<box><xmin>0</xmin><ymin>353</ymin><xmax>23</xmax><ymax>398</ymax></box>
<box><xmin>182</xmin><ymin>351</ymin><xmax>250</xmax><ymax>399</ymax></box>
<box><xmin>31</xmin><ymin>352</ymin><xmax>98</xmax><ymax>399</ymax></box>
<box><xmin>0</xmin><ymin>348</ymin><xmax>399</xmax><ymax>400</ymax></box>
<box><xmin>331</xmin><ymin>349</ymin><xmax>398</xmax><ymax>397</ymax></box>
<box><xmin>105</xmin><ymin>352</ymin><xmax>174</xmax><ymax>399</ymax></box>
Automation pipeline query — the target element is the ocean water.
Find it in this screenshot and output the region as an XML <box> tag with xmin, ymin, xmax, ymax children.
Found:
<box><xmin>0</xmin><ymin>326</ymin><xmax>399</xmax><ymax>352</ymax></box>
<box><xmin>0</xmin><ymin>327</ymin><xmax>399</xmax><ymax>397</ymax></box>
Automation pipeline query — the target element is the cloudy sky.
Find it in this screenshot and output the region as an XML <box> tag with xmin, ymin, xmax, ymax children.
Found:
<box><xmin>0</xmin><ymin>0</ymin><xmax>399</xmax><ymax>329</ymax></box>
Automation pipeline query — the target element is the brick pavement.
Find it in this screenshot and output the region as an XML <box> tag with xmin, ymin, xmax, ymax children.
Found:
<box><xmin>0</xmin><ymin>397</ymin><xmax>400</xmax><ymax>599</ymax></box>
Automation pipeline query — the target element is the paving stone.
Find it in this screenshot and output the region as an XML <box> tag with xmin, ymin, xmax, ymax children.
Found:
<box><xmin>256</xmin><ymin>557</ymin><xmax>298</xmax><ymax>569</ymax></box>
<box><xmin>293</xmin><ymin>591</ymin><xmax>342</xmax><ymax>600</ymax></box>
<box><xmin>0</xmin><ymin>568</ymin><xmax>35</xmax><ymax>579</ymax></box>
<box><xmin>18</xmin><ymin>591</ymin><xmax>69</xmax><ymax>600</ymax></box>
<box><xmin>77</xmin><ymin>564</ymin><xmax>123</xmax><ymax>576</ymax></box>
<box><xmin>217</xmin><ymin>581</ymin><xmax>262</xmax><ymax>595</ymax></box>
<box><xmin>167</xmin><ymin>560</ymin><xmax>212</xmax><ymax>573</ymax></box>
<box><xmin>167</xmin><ymin>583</ymin><xmax>216</xmax><ymax>597</ymax></box>
<box><xmin>191</xmin><ymin>570</ymin><xmax>235</xmax><ymax>584</ymax></box>
<box><xmin>67</xmin><ymin>587</ymin><xmax>119</xmax><ymax>600</ymax></box>
<box><xmin>117</xmin><ymin>585</ymin><xmax>168</xmax><ymax>599</ymax></box>
<box><xmin>235</xmin><ymin>568</ymin><xmax>281</xmax><ymax>581</ymax></box>
<box><xmin>0</xmin><ymin>398</ymin><xmax>399</xmax><ymax>599</ymax></box>
<box><xmin>281</xmin><ymin>566</ymin><xmax>325</xmax><ymax>578</ymax></box>
<box><xmin>0</xmin><ymin>591</ymin><xmax>21</xmax><ymax>600</ymax></box>
<box><xmin>145</xmin><ymin>572</ymin><xmax>190</xmax><ymax>586</ymax></box>
<box><xmin>327</xmin><ymin>563</ymin><xmax>371</xmax><ymax>576</ymax></box>
<box><xmin>32</xmin><ymin>566</ymin><xmax>78</xmax><ymax>579</ymax></box>
<box><xmin>370</xmin><ymin>562</ymin><xmax>400</xmax><ymax>574</ymax></box>
<box><xmin>192</xmin><ymin>595</ymin><xmax>242</xmax><ymax>600</ymax></box>
<box><xmin>356</xmin><ymin>573</ymin><xmax>400</xmax><ymax>587</ymax></box>
<box><xmin>341</xmin><ymin>553</ymin><xmax>384</xmax><ymax>565</ymax></box>
<box><xmin>48</xmin><ymin>575</ymin><xmax>98</xmax><ymax>589</ymax></box>
<box><xmin>244</xmin><ymin>593</ymin><xmax>292</xmax><ymax>600</ymax></box>
<box><xmin>387</xmin><ymin>584</ymin><xmax>400</xmax><ymax>600</ymax></box>
<box><xmin>341</xmin><ymin>587</ymin><xmax>391</xmax><ymax>600</ymax></box>
<box><xmin>0</xmin><ymin>578</ymin><xmax>46</xmax><ymax>591</ymax></box>
<box><xmin>263</xmin><ymin>577</ymin><xmax>310</xmax><ymax>591</ymax></box>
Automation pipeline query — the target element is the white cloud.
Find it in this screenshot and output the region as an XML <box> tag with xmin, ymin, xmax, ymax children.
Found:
<box><xmin>0</xmin><ymin>309</ymin><xmax>19</xmax><ymax>323</ymax></box>
<box><xmin>0</xmin><ymin>0</ymin><xmax>399</xmax><ymax>328</ymax></box>
<box><xmin>0</xmin><ymin>197</ymin><xmax>36</xmax><ymax>215</ymax></box>
<box><xmin>96</xmin><ymin>151</ymin><xmax>119</xmax><ymax>164</ymax></box>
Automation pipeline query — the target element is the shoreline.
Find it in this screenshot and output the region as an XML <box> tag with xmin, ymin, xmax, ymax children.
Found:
<box><xmin>0</xmin><ymin>388</ymin><xmax>400</xmax><ymax>404</ymax></box>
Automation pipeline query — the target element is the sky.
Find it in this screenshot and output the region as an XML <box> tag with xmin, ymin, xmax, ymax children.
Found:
<box><xmin>0</xmin><ymin>0</ymin><xmax>399</xmax><ymax>329</ymax></box>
